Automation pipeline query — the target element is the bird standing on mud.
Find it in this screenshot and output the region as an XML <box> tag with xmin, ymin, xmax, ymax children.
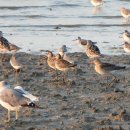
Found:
<box><xmin>0</xmin><ymin>81</ymin><xmax>42</xmax><ymax>122</ymax></box>
<box><xmin>55</xmin><ymin>54</ymin><xmax>77</xmax><ymax>83</ymax></box>
<box><xmin>91</xmin><ymin>59</ymin><xmax>126</xmax><ymax>85</ymax></box>
<box><xmin>84</xmin><ymin>40</ymin><xmax>102</xmax><ymax>58</ymax></box>
<box><xmin>10</xmin><ymin>54</ymin><xmax>23</xmax><ymax>83</ymax></box>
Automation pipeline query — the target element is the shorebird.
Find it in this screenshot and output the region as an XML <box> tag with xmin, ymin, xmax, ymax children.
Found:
<box><xmin>10</xmin><ymin>54</ymin><xmax>23</xmax><ymax>82</ymax></box>
<box><xmin>55</xmin><ymin>54</ymin><xmax>77</xmax><ymax>82</ymax></box>
<box><xmin>91</xmin><ymin>0</ymin><xmax>103</xmax><ymax>6</ymax></box>
<box><xmin>0</xmin><ymin>31</ymin><xmax>21</xmax><ymax>52</ymax></box>
<box><xmin>47</xmin><ymin>51</ymin><xmax>56</xmax><ymax>70</ymax></box>
<box><xmin>10</xmin><ymin>43</ymin><xmax>21</xmax><ymax>52</ymax></box>
<box><xmin>122</xmin><ymin>30</ymin><xmax>130</xmax><ymax>43</ymax></box>
<box><xmin>74</xmin><ymin>37</ymin><xmax>97</xmax><ymax>46</ymax></box>
<box><xmin>84</xmin><ymin>40</ymin><xmax>101</xmax><ymax>58</ymax></box>
<box><xmin>121</xmin><ymin>8</ymin><xmax>130</xmax><ymax>19</ymax></box>
<box><xmin>0</xmin><ymin>81</ymin><xmax>42</xmax><ymax>122</ymax></box>
<box><xmin>91</xmin><ymin>59</ymin><xmax>125</xmax><ymax>85</ymax></box>
<box><xmin>123</xmin><ymin>42</ymin><xmax>130</xmax><ymax>53</ymax></box>
<box><xmin>0</xmin><ymin>31</ymin><xmax>10</xmax><ymax>52</ymax></box>
<box><xmin>58</xmin><ymin>45</ymin><xmax>74</xmax><ymax>64</ymax></box>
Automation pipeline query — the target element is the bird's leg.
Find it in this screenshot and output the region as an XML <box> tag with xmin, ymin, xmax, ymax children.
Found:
<box><xmin>16</xmin><ymin>69</ymin><xmax>21</xmax><ymax>77</ymax></box>
<box><xmin>63</xmin><ymin>71</ymin><xmax>67</xmax><ymax>84</ymax></box>
<box><xmin>56</xmin><ymin>70</ymin><xmax>59</xmax><ymax>82</ymax></box>
<box><xmin>15</xmin><ymin>69</ymin><xmax>20</xmax><ymax>84</ymax></box>
<box><xmin>15</xmin><ymin>110</ymin><xmax>19</xmax><ymax>121</ymax></box>
<box><xmin>4</xmin><ymin>110</ymin><xmax>10</xmax><ymax>123</ymax></box>
<box><xmin>107</xmin><ymin>74</ymin><xmax>117</xmax><ymax>87</ymax></box>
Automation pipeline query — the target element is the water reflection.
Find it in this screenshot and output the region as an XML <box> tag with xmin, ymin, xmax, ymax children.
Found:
<box><xmin>92</xmin><ymin>6</ymin><xmax>102</xmax><ymax>15</ymax></box>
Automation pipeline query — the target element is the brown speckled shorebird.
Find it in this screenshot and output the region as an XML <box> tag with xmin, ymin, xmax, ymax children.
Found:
<box><xmin>0</xmin><ymin>31</ymin><xmax>10</xmax><ymax>52</ymax></box>
<box><xmin>92</xmin><ymin>59</ymin><xmax>125</xmax><ymax>85</ymax></box>
<box><xmin>10</xmin><ymin>54</ymin><xmax>23</xmax><ymax>82</ymax></box>
<box><xmin>123</xmin><ymin>42</ymin><xmax>130</xmax><ymax>53</ymax></box>
<box><xmin>55</xmin><ymin>54</ymin><xmax>77</xmax><ymax>82</ymax></box>
<box><xmin>0</xmin><ymin>31</ymin><xmax>21</xmax><ymax>52</ymax></box>
<box><xmin>74</xmin><ymin>37</ymin><xmax>97</xmax><ymax>46</ymax></box>
<box><xmin>121</xmin><ymin>8</ymin><xmax>130</xmax><ymax>20</ymax></box>
<box><xmin>84</xmin><ymin>40</ymin><xmax>102</xmax><ymax>58</ymax></box>
<box><xmin>122</xmin><ymin>30</ymin><xmax>130</xmax><ymax>43</ymax></box>
<box><xmin>47</xmin><ymin>51</ymin><xmax>56</xmax><ymax>70</ymax></box>
<box><xmin>91</xmin><ymin>0</ymin><xmax>103</xmax><ymax>6</ymax></box>
<box><xmin>46</xmin><ymin>51</ymin><xmax>60</xmax><ymax>81</ymax></box>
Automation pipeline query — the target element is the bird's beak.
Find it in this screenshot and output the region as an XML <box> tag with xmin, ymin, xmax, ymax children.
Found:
<box><xmin>66</xmin><ymin>47</ymin><xmax>71</xmax><ymax>50</ymax></box>
<box><xmin>72</xmin><ymin>39</ymin><xmax>78</xmax><ymax>41</ymax></box>
<box><xmin>88</xmin><ymin>61</ymin><xmax>94</xmax><ymax>65</ymax></box>
<box><xmin>119</xmin><ymin>44</ymin><xmax>124</xmax><ymax>46</ymax></box>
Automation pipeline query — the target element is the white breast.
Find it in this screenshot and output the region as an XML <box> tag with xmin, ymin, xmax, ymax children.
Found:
<box><xmin>0</xmin><ymin>99</ymin><xmax>21</xmax><ymax>111</ymax></box>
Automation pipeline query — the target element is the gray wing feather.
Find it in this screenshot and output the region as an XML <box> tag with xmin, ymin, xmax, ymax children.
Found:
<box><xmin>0</xmin><ymin>88</ymin><xmax>29</xmax><ymax>106</ymax></box>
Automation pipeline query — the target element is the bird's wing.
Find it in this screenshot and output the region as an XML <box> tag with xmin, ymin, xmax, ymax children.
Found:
<box><xmin>89</xmin><ymin>45</ymin><xmax>101</xmax><ymax>55</ymax></box>
<box><xmin>101</xmin><ymin>63</ymin><xmax>125</xmax><ymax>71</ymax></box>
<box><xmin>14</xmin><ymin>86</ymin><xmax>39</xmax><ymax>102</ymax></box>
<box><xmin>10</xmin><ymin>56</ymin><xmax>22</xmax><ymax>67</ymax></box>
<box><xmin>0</xmin><ymin>88</ymin><xmax>29</xmax><ymax>107</ymax></box>
<box><xmin>58</xmin><ymin>59</ymin><xmax>76</xmax><ymax>68</ymax></box>
<box><xmin>0</xmin><ymin>37</ymin><xmax>10</xmax><ymax>50</ymax></box>
<box><xmin>125</xmin><ymin>44</ymin><xmax>130</xmax><ymax>49</ymax></box>
<box><xmin>126</xmin><ymin>32</ymin><xmax>130</xmax><ymax>38</ymax></box>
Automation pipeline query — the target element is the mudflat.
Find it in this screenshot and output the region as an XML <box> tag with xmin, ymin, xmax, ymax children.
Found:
<box><xmin>0</xmin><ymin>52</ymin><xmax>130</xmax><ymax>130</ymax></box>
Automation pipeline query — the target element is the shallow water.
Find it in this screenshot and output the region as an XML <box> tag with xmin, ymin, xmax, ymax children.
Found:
<box><xmin>0</xmin><ymin>0</ymin><xmax>130</xmax><ymax>55</ymax></box>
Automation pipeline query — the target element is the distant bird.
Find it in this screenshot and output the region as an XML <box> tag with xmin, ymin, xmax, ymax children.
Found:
<box><xmin>55</xmin><ymin>54</ymin><xmax>77</xmax><ymax>82</ymax></box>
<box><xmin>123</xmin><ymin>42</ymin><xmax>130</xmax><ymax>53</ymax></box>
<box><xmin>14</xmin><ymin>86</ymin><xmax>39</xmax><ymax>102</ymax></box>
<box><xmin>84</xmin><ymin>40</ymin><xmax>101</xmax><ymax>58</ymax></box>
<box><xmin>122</xmin><ymin>30</ymin><xmax>130</xmax><ymax>43</ymax></box>
<box><xmin>10</xmin><ymin>54</ymin><xmax>23</xmax><ymax>81</ymax></box>
<box><xmin>74</xmin><ymin>37</ymin><xmax>97</xmax><ymax>46</ymax></box>
<box><xmin>91</xmin><ymin>0</ymin><xmax>103</xmax><ymax>6</ymax></box>
<box><xmin>121</xmin><ymin>8</ymin><xmax>130</xmax><ymax>19</ymax></box>
<box><xmin>0</xmin><ymin>31</ymin><xmax>21</xmax><ymax>52</ymax></box>
<box><xmin>58</xmin><ymin>45</ymin><xmax>68</xmax><ymax>56</ymax></box>
<box><xmin>0</xmin><ymin>81</ymin><xmax>42</xmax><ymax>122</ymax></box>
<box><xmin>91</xmin><ymin>59</ymin><xmax>125</xmax><ymax>85</ymax></box>
<box><xmin>58</xmin><ymin>45</ymin><xmax>74</xmax><ymax>64</ymax></box>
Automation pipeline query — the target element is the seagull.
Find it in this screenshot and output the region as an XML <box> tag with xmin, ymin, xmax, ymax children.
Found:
<box><xmin>58</xmin><ymin>45</ymin><xmax>74</xmax><ymax>64</ymax></box>
<box><xmin>122</xmin><ymin>30</ymin><xmax>130</xmax><ymax>43</ymax></box>
<box><xmin>90</xmin><ymin>0</ymin><xmax>103</xmax><ymax>7</ymax></box>
<box><xmin>0</xmin><ymin>81</ymin><xmax>42</xmax><ymax>122</ymax></box>
<box><xmin>84</xmin><ymin>40</ymin><xmax>102</xmax><ymax>58</ymax></box>
<box><xmin>121</xmin><ymin>8</ymin><xmax>130</xmax><ymax>20</ymax></box>
<box><xmin>14</xmin><ymin>86</ymin><xmax>39</xmax><ymax>102</ymax></box>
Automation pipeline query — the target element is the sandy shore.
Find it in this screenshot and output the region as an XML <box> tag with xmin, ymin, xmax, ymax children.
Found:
<box><xmin>0</xmin><ymin>52</ymin><xmax>130</xmax><ymax>130</ymax></box>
